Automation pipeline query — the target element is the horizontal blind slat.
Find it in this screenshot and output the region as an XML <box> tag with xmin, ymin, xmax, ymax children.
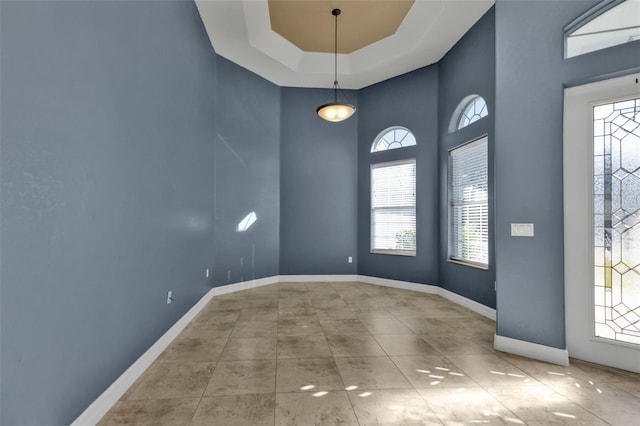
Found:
<box><xmin>450</xmin><ymin>137</ymin><xmax>488</xmax><ymax>264</ymax></box>
<box><xmin>371</xmin><ymin>160</ymin><xmax>416</xmax><ymax>252</ymax></box>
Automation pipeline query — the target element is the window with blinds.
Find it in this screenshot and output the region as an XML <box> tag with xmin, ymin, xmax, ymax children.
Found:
<box><xmin>449</xmin><ymin>136</ymin><xmax>488</xmax><ymax>267</ymax></box>
<box><xmin>371</xmin><ymin>159</ymin><xmax>416</xmax><ymax>256</ymax></box>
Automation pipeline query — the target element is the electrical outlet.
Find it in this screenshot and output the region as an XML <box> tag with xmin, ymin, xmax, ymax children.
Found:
<box><xmin>205</xmin><ymin>268</ymin><xmax>209</xmax><ymax>278</ymax></box>
<box><xmin>167</xmin><ymin>291</ymin><xmax>173</xmax><ymax>304</ymax></box>
<box><xmin>348</xmin><ymin>256</ymin><xmax>353</xmax><ymax>263</ymax></box>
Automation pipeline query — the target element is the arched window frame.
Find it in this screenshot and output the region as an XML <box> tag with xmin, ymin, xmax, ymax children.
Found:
<box><xmin>370</xmin><ymin>126</ymin><xmax>416</xmax><ymax>152</ymax></box>
<box><xmin>564</xmin><ymin>0</ymin><xmax>640</xmax><ymax>59</ymax></box>
<box><xmin>449</xmin><ymin>95</ymin><xmax>489</xmax><ymax>133</ymax></box>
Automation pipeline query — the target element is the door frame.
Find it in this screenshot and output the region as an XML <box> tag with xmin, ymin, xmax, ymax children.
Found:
<box><xmin>563</xmin><ymin>72</ymin><xmax>640</xmax><ymax>373</ymax></box>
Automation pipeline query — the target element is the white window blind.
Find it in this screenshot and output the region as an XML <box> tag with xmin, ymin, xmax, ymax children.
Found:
<box><xmin>450</xmin><ymin>137</ymin><xmax>488</xmax><ymax>265</ymax></box>
<box><xmin>371</xmin><ymin>159</ymin><xmax>416</xmax><ymax>255</ymax></box>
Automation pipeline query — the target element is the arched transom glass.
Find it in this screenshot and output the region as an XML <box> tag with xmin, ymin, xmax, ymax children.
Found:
<box><xmin>457</xmin><ymin>96</ymin><xmax>488</xmax><ymax>130</ymax></box>
<box><xmin>371</xmin><ymin>126</ymin><xmax>416</xmax><ymax>152</ymax></box>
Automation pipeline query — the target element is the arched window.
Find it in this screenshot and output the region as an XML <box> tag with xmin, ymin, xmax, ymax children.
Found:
<box><xmin>371</xmin><ymin>126</ymin><xmax>416</xmax><ymax>152</ymax></box>
<box><xmin>450</xmin><ymin>95</ymin><xmax>488</xmax><ymax>132</ymax></box>
<box><xmin>565</xmin><ymin>0</ymin><xmax>640</xmax><ymax>58</ymax></box>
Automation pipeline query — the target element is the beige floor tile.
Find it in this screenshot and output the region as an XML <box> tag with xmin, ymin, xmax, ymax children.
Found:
<box><xmin>391</xmin><ymin>355</ymin><xmax>478</xmax><ymax>388</ymax></box>
<box><xmin>244</xmin><ymin>299</ymin><xmax>279</xmax><ymax>309</ymax></box>
<box><xmin>205</xmin><ymin>359</ymin><xmax>276</xmax><ymax>396</ymax></box>
<box><xmin>314</xmin><ymin>306</ymin><xmax>358</xmax><ymax>319</ymax></box>
<box><xmin>238</xmin><ymin>308</ymin><xmax>279</xmax><ymax>321</ymax></box>
<box><xmin>374</xmin><ymin>334</ymin><xmax>439</xmax><ymax>356</ymax></box>
<box><xmin>98</xmin><ymin>398</ymin><xmax>200</xmax><ymax>426</ymax></box>
<box><xmin>181</xmin><ymin>320</ymin><xmax>235</xmax><ymax>339</ymax></box>
<box><xmin>335</xmin><ymin>356</ymin><xmax>412</xmax><ymax>390</ymax></box>
<box><xmin>276</xmin><ymin>357</ymin><xmax>345</xmax><ymax>393</ymax></box>
<box><xmin>220</xmin><ymin>337</ymin><xmax>277</xmax><ymax>360</ymax></box>
<box><xmin>106</xmin><ymin>282</ymin><xmax>639</xmax><ymax>425</ymax></box>
<box><xmin>196</xmin><ymin>307</ymin><xmax>242</xmax><ymax>323</ymax></box>
<box><xmin>386</xmin><ymin>307</ymin><xmax>427</xmax><ymax>318</ymax></box>
<box><xmin>159</xmin><ymin>336</ymin><xmax>227</xmax><ymax>363</ymax></box>
<box><xmin>203</xmin><ymin>299</ymin><xmax>245</xmax><ymax>311</ymax></box>
<box><xmin>546</xmin><ymin>381</ymin><xmax>640</xmax><ymax>425</ymax></box>
<box><xmin>275</xmin><ymin>391</ymin><xmax>359</xmax><ymax>426</ymax></box>
<box><xmin>347</xmin><ymin>389</ymin><xmax>443</xmax><ymax>426</ymax></box>
<box><xmin>320</xmin><ymin>318</ymin><xmax>369</xmax><ymax>335</ymax></box>
<box><xmin>326</xmin><ymin>334</ymin><xmax>386</xmax><ymax>357</ymax></box>
<box><xmin>398</xmin><ymin>318</ymin><xmax>455</xmax><ymax>335</ymax></box>
<box><xmin>420</xmin><ymin>332</ymin><xmax>492</xmax><ymax>355</ymax></box>
<box><xmin>230</xmin><ymin>320</ymin><xmax>278</xmax><ymax>338</ymax></box>
<box><xmin>498</xmin><ymin>352</ymin><xmax>639</xmax><ymax>386</ymax></box>
<box><xmin>446</xmin><ymin>317</ymin><xmax>495</xmax><ymax>336</ymax></box>
<box><xmin>278</xmin><ymin>307</ymin><xmax>317</xmax><ymax>321</ymax></box>
<box><xmin>191</xmin><ymin>394</ymin><xmax>275</xmax><ymax>426</ymax></box>
<box><xmin>129</xmin><ymin>362</ymin><xmax>215</xmax><ymax>400</ymax></box>
<box><xmin>570</xmin><ymin>359</ymin><xmax>640</xmax><ymax>383</ymax></box>
<box><xmin>278</xmin><ymin>283</ymin><xmax>309</xmax><ymax>292</ymax></box>
<box><xmin>446</xmin><ymin>354</ymin><xmax>538</xmax><ymax>386</ymax></box>
<box><xmin>486</xmin><ymin>384</ymin><xmax>608</xmax><ymax>426</ymax></box>
<box><xmin>355</xmin><ymin>308</ymin><xmax>395</xmax><ymax>319</ymax></box>
<box><xmin>360</xmin><ymin>317</ymin><xmax>413</xmax><ymax>334</ymax></box>
<box><xmin>610</xmin><ymin>380</ymin><xmax>640</xmax><ymax>398</ymax></box>
<box><xmin>418</xmin><ymin>386</ymin><xmax>525</xmax><ymax>425</ymax></box>
<box><xmin>277</xmin><ymin>318</ymin><xmax>322</xmax><ymax>336</ymax></box>
<box><xmin>278</xmin><ymin>297</ymin><xmax>313</xmax><ymax>309</ymax></box>
<box><xmin>277</xmin><ymin>334</ymin><xmax>333</xmax><ymax>358</ymax></box>
<box><xmin>311</xmin><ymin>298</ymin><xmax>348</xmax><ymax>309</ymax></box>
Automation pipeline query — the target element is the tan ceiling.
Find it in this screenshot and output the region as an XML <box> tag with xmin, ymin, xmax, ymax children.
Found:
<box><xmin>268</xmin><ymin>0</ymin><xmax>415</xmax><ymax>54</ymax></box>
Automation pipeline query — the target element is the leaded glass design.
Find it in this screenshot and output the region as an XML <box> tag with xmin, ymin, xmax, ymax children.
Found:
<box><xmin>594</xmin><ymin>96</ymin><xmax>640</xmax><ymax>345</ymax></box>
<box><xmin>371</xmin><ymin>126</ymin><xmax>416</xmax><ymax>152</ymax></box>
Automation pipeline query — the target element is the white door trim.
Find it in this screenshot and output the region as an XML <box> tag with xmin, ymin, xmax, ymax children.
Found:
<box><xmin>563</xmin><ymin>72</ymin><xmax>640</xmax><ymax>373</ymax></box>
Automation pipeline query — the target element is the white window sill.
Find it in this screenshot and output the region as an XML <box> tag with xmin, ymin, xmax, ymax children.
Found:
<box><xmin>448</xmin><ymin>258</ymin><xmax>489</xmax><ymax>270</ymax></box>
<box><xmin>371</xmin><ymin>249</ymin><xmax>416</xmax><ymax>257</ymax></box>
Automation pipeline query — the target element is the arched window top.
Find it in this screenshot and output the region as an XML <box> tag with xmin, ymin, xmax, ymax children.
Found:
<box><xmin>449</xmin><ymin>95</ymin><xmax>488</xmax><ymax>133</ymax></box>
<box><xmin>371</xmin><ymin>126</ymin><xmax>416</xmax><ymax>152</ymax></box>
<box><xmin>565</xmin><ymin>0</ymin><xmax>640</xmax><ymax>58</ymax></box>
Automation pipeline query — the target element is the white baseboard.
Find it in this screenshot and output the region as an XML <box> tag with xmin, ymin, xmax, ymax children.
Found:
<box><xmin>358</xmin><ymin>275</ymin><xmax>439</xmax><ymax>294</ymax></box>
<box><xmin>75</xmin><ymin>273</ymin><xmax>496</xmax><ymax>424</ymax></box>
<box><xmin>71</xmin><ymin>287</ymin><xmax>217</xmax><ymax>425</ymax></box>
<box><xmin>494</xmin><ymin>334</ymin><xmax>569</xmax><ymax>366</ymax></box>
<box><xmin>277</xmin><ymin>274</ymin><xmax>360</xmax><ymax>282</ymax></box>
<box><xmin>439</xmin><ymin>288</ymin><xmax>496</xmax><ymax>321</ymax></box>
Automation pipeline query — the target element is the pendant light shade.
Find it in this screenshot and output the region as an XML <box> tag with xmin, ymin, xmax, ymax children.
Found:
<box><xmin>316</xmin><ymin>101</ymin><xmax>356</xmax><ymax>122</ymax></box>
<box><xmin>317</xmin><ymin>9</ymin><xmax>356</xmax><ymax>122</ymax></box>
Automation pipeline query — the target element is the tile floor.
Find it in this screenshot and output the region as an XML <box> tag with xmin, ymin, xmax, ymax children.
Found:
<box><xmin>99</xmin><ymin>282</ymin><xmax>640</xmax><ymax>425</ymax></box>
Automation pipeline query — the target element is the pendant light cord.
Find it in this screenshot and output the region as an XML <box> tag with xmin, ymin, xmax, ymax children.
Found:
<box><xmin>333</xmin><ymin>9</ymin><xmax>339</xmax><ymax>103</ymax></box>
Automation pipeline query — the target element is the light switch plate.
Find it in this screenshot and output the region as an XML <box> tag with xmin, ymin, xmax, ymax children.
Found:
<box><xmin>511</xmin><ymin>223</ymin><xmax>534</xmax><ymax>237</ymax></box>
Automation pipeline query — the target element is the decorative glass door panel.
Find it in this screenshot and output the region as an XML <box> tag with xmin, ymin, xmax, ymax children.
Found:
<box><xmin>593</xmin><ymin>97</ymin><xmax>640</xmax><ymax>345</ymax></box>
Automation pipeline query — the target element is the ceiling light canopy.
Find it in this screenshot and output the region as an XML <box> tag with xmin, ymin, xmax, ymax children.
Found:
<box><xmin>316</xmin><ymin>8</ymin><xmax>356</xmax><ymax>123</ymax></box>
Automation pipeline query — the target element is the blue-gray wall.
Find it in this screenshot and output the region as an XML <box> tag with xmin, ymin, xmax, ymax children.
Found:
<box><xmin>357</xmin><ymin>66</ymin><xmax>440</xmax><ymax>285</ymax></box>
<box><xmin>0</xmin><ymin>1</ymin><xmax>279</xmax><ymax>424</ymax></box>
<box><xmin>279</xmin><ymin>88</ymin><xmax>358</xmax><ymax>275</ymax></box>
<box><xmin>213</xmin><ymin>58</ymin><xmax>280</xmax><ymax>285</ymax></box>
<box><xmin>494</xmin><ymin>0</ymin><xmax>640</xmax><ymax>349</ymax></box>
<box><xmin>438</xmin><ymin>8</ymin><xmax>496</xmax><ymax>308</ymax></box>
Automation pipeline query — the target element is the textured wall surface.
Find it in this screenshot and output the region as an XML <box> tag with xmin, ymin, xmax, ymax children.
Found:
<box><xmin>357</xmin><ymin>66</ymin><xmax>440</xmax><ymax>285</ymax></box>
<box><xmin>494</xmin><ymin>0</ymin><xmax>640</xmax><ymax>349</ymax></box>
<box><xmin>279</xmin><ymin>87</ymin><xmax>358</xmax><ymax>275</ymax></box>
<box><xmin>0</xmin><ymin>1</ymin><xmax>279</xmax><ymax>424</ymax></box>
<box><xmin>438</xmin><ymin>7</ymin><xmax>496</xmax><ymax>308</ymax></box>
<box><xmin>213</xmin><ymin>58</ymin><xmax>280</xmax><ymax>286</ymax></box>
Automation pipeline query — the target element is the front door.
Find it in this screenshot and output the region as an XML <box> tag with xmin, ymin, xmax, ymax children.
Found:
<box><xmin>564</xmin><ymin>73</ymin><xmax>640</xmax><ymax>373</ymax></box>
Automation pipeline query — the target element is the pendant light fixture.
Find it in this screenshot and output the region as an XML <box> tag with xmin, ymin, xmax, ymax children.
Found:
<box><xmin>316</xmin><ymin>8</ymin><xmax>356</xmax><ymax>122</ymax></box>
